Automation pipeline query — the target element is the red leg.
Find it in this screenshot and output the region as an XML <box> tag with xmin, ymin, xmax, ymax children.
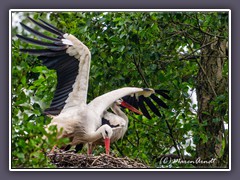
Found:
<box><xmin>87</xmin><ymin>143</ymin><xmax>92</xmax><ymax>155</ymax></box>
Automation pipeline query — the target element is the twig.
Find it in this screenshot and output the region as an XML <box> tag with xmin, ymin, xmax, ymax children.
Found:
<box><xmin>132</xmin><ymin>54</ymin><xmax>150</xmax><ymax>87</ymax></box>
<box><xmin>175</xmin><ymin>21</ymin><xmax>225</xmax><ymax>39</ymax></box>
<box><xmin>125</xmin><ymin>137</ymin><xmax>136</xmax><ymax>148</ymax></box>
<box><xmin>181</xmin><ymin>39</ymin><xmax>218</xmax><ymax>61</ymax></box>
<box><xmin>164</xmin><ymin>118</ymin><xmax>181</xmax><ymax>158</ymax></box>
<box><xmin>133</xmin><ymin>119</ymin><xmax>140</xmax><ymax>146</ymax></box>
<box><xmin>90</xmin><ymin>154</ymin><xmax>104</xmax><ymax>166</ymax></box>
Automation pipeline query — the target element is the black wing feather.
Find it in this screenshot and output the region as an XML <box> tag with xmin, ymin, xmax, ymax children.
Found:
<box><xmin>132</xmin><ymin>94</ymin><xmax>139</xmax><ymax>109</ymax></box>
<box><xmin>19</xmin><ymin>49</ymin><xmax>67</xmax><ymax>57</ymax></box>
<box><xmin>20</xmin><ymin>22</ymin><xmax>60</xmax><ymax>41</ymax></box>
<box><xmin>44</xmin><ymin>107</ymin><xmax>62</xmax><ymax>115</ymax></box>
<box><xmin>150</xmin><ymin>94</ymin><xmax>168</xmax><ymax>109</ymax></box>
<box><xmin>39</xmin><ymin>18</ymin><xmax>64</xmax><ymax>35</ymax></box>
<box><xmin>16</xmin><ymin>34</ymin><xmax>66</xmax><ymax>50</ymax></box>
<box><xmin>39</xmin><ymin>55</ymin><xmax>69</xmax><ymax>69</ymax></box>
<box><xmin>28</xmin><ymin>17</ymin><xmax>64</xmax><ymax>37</ymax></box>
<box><xmin>49</xmin><ymin>58</ymin><xmax>79</xmax><ymax>109</ymax></box>
<box><xmin>142</xmin><ymin>97</ymin><xmax>162</xmax><ymax>117</ymax></box>
<box><xmin>155</xmin><ymin>90</ymin><xmax>171</xmax><ymax>100</ymax></box>
<box><xmin>138</xmin><ymin>96</ymin><xmax>152</xmax><ymax>119</ymax></box>
<box><xmin>18</xmin><ymin>18</ymin><xmax>80</xmax><ymax>116</ymax></box>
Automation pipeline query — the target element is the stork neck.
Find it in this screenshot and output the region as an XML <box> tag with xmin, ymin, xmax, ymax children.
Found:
<box><xmin>111</xmin><ymin>104</ymin><xmax>128</xmax><ymax>124</ymax></box>
<box><xmin>77</xmin><ymin>51</ymin><xmax>91</xmax><ymax>104</ymax></box>
<box><xmin>85</xmin><ymin>125</ymin><xmax>109</xmax><ymax>142</ymax></box>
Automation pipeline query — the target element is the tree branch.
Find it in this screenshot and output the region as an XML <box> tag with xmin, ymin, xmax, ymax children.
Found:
<box><xmin>133</xmin><ymin>55</ymin><xmax>150</xmax><ymax>87</ymax></box>
<box><xmin>133</xmin><ymin>119</ymin><xmax>140</xmax><ymax>147</ymax></box>
<box><xmin>164</xmin><ymin>118</ymin><xmax>181</xmax><ymax>158</ymax></box>
<box><xmin>180</xmin><ymin>39</ymin><xmax>218</xmax><ymax>61</ymax></box>
<box><xmin>125</xmin><ymin>137</ymin><xmax>136</xmax><ymax>148</ymax></box>
<box><xmin>175</xmin><ymin>21</ymin><xmax>225</xmax><ymax>39</ymax></box>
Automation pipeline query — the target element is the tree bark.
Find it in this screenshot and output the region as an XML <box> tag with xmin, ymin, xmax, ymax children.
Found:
<box><xmin>196</xmin><ymin>36</ymin><xmax>228</xmax><ymax>168</ymax></box>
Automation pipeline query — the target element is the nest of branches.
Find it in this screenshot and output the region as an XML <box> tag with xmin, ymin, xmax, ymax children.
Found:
<box><xmin>47</xmin><ymin>150</ymin><xmax>149</xmax><ymax>168</ymax></box>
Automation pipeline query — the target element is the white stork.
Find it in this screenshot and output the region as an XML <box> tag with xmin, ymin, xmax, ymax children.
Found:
<box><xmin>60</xmin><ymin>99</ymin><xmax>143</xmax><ymax>154</ymax></box>
<box><xmin>17</xmin><ymin>17</ymin><xmax>170</xmax><ymax>155</ymax></box>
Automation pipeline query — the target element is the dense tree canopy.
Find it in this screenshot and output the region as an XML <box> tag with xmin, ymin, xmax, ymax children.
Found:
<box><xmin>11</xmin><ymin>11</ymin><xmax>229</xmax><ymax>168</ymax></box>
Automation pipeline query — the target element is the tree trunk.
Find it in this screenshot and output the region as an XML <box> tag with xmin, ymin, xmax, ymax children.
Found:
<box><xmin>196</xmin><ymin>36</ymin><xmax>228</xmax><ymax>168</ymax></box>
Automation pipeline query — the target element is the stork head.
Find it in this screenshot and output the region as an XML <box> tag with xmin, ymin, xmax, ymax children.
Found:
<box><xmin>116</xmin><ymin>99</ymin><xmax>143</xmax><ymax>115</ymax></box>
<box><xmin>100</xmin><ymin>125</ymin><xmax>113</xmax><ymax>155</ymax></box>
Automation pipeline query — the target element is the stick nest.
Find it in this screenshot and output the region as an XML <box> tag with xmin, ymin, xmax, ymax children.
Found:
<box><xmin>47</xmin><ymin>150</ymin><xmax>149</xmax><ymax>168</ymax></box>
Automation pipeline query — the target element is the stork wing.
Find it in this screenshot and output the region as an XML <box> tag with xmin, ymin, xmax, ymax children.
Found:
<box><xmin>102</xmin><ymin>117</ymin><xmax>122</xmax><ymax>128</ymax></box>
<box><xmin>88</xmin><ymin>87</ymin><xmax>155</xmax><ymax>117</ymax></box>
<box><xmin>17</xmin><ymin>17</ymin><xmax>80</xmax><ymax>116</ymax></box>
<box><xmin>122</xmin><ymin>89</ymin><xmax>170</xmax><ymax>119</ymax></box>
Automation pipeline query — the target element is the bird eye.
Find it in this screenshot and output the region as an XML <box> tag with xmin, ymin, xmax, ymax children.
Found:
<box><xmin>115</xmin><ymin>99</ymin><xmax>123</xmax><ymax>105</ymax></box>
<box><xmin>105</xmin><ymin>130</ymin><xmax>108</xmax><ymax>136</ymax></box>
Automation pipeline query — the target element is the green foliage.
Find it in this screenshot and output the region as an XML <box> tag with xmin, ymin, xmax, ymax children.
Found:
<box><xmin>11</xmin><ymin>11</ymin><xmax>229</xmax><ymax>168</ymax></box>
<box><xmin>11</xmin><ymin>37</ymin><xmax>68</xmax><ymax>168</ymax></box>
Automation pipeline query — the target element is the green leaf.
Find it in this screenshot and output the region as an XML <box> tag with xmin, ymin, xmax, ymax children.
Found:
<box><xmin>16</xmin><ymin>153</ymin><xmax>25</xmax><ymax>160</ymax></box>
<box><xmin>200</xmin><ymin>134</ymin><xmax>208</xmax><ymax>143</ymax></box>
<box><xmin>212</xmin><ymin>118</ymin><xmax>221</xmax><ymax>123</ymax></box>
<box><xmin>21</xmin><ymin>76</ymin><xmax>26</xmax><ymax>85</ymax></box>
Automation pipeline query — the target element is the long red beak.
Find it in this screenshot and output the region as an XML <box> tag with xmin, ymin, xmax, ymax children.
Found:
<box><xmin>104</xmin><ymin>137</ymin><xmax>110</xmax><ymax>155</ymax></box>
<box><xmin>120</xmin><ymin>101</ymin><xmax>143</xmax><ymax>115</ymax></box>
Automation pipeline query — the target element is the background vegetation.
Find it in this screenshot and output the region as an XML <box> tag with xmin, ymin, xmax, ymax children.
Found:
<box><xmin>11</xmin><ymin>11</ymin><xmax>229</xmax><ymax>168</ymax></box>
